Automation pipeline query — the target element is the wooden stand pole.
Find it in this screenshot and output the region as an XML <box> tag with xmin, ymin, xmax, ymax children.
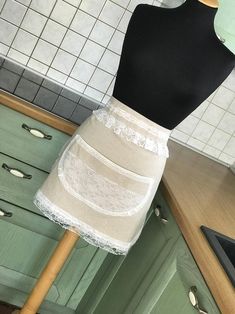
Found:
<box><xmin>14</xmin><ymin>230</ymin><xmax>79</xmax><ymax>314</ymax></box>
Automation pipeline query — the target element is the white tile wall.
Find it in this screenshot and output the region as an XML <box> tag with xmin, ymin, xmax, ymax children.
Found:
<box><xmin>21</xmin><ymin>9</ymin><xmax>47</xmax><ymax>36</ymax></box>
<box><xmin>51</xmin><ymin>0</ymin><xmax>76</xmax><ymax>26</ymax></box>
<box><xmin>172</xmin><ymin>75</ymin><xmax>235</xmax><ymax>167</ymax></box>
<box><xmin>12</xmin><ymin>29</ymin><xmax>37</xmax><ymax>55</ymax></box>
<box><xmin>41</xmin><ymin>20</ymin><xmax>67</xmax><ymax>46</ymax></box>
<box><xmin>1</xmin><ymin>0</ymin><xmax>26</xmax><ymax>26</ymax></box>
<box><xmin>30</xmin><ymin>0</ymin><xmax>56</xmax><ymax>16</ymax></box>
<box><xmin>0</xmin><ymin>0</ymin><xmax>234</xmax><ymax>166</ymax></box>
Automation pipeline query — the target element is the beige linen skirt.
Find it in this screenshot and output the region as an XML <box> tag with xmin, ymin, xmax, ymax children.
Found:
<box><xmin>34</xmin><ymin>96</ymin><xmax>171</xmax><ymax>255</ymax></box>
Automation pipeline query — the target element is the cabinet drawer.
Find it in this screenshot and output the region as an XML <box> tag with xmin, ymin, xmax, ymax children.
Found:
<box><xmin>0</xmin><ymin>104</ymin><xmax>70</xmax><ymax>172</ymax></box>
<box><xmin>0</xmin><ymin>199</ymin><xmax>88</xmax><ymax>249</ymax></box>
<box><xmin>132</xmin><ymin>236</ymin><xmax>220</xmax><ymax>314</ymax></box>
<box><xmin>0</xmin><ymin>153</ymin><xmax>47</xmax><ymax>216</ymax></box>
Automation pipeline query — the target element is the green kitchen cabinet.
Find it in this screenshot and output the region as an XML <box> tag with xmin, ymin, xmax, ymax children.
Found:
<box><xmin>76</xmin><ymin>190</ymin><xmax>181</xmax><ymax>313</ymax></box>
<box><xmin>127</xmin><ymin>236</ymin><xmax>220</xmax><ymax>314</ymax></box>
<box><xmin>0</xmin><ymin>104</ymin><xmax>69</xmax><ymax>173</ymax></box>
<box><xmin>0</xmin><ymin>101</ymin><xmax>109</xmax><ymax>313</ymax></box>
<box><xmin>77</xmin><ymin>190</ymin><xmax>220</xmax><ymax>314</ymax></box>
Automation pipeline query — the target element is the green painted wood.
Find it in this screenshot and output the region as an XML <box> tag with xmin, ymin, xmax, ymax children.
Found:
<box><xmin>0</xmin><ymin>283</ymin><xmax>75</xmax><ymax>314</ymax></box>
<box><xmin>0</xmin><ymin>104</ymin><xmax>112</xmax><ymax>310</ymax></box>
<box><xmin>0</xmin><ymin>199</ymin><xmax>89</xmax><ymax>249</ymax></box>
<box><xmin>0</xmin><ymin>153</ymin><xmax>48</xmax><ymax>215</ymax></box>
<box><xmin>78</xmin><ymin>191</ymin><xmax>219</xmax><ymax>314</ymax></box>
<box><xmin>77</xmin><ymin>190</ymin><xmax>180</xmax><ymax>314</ymax></box>
<box><xmin>0</xmin><ymin>217</ymin><xmax>108</xmax><ymax>308</ymax></box>
<box><xmin>0</xmin><ymin>219</ymin><xmax>60</xmax><ymax>302</ymax></box>
<box><xmin>76</xmin><ymin>251</ymin><xmax>126</xmax><ymax>313</ymax></box>
<box><xmin>76</xmin><ymin>205</ymin><xmax>159</xmax><ymax>313</ymax></box>
<box><xmin>54</xmin><ymin>245</ymin><xmax>98</xmax><ymax>307</ymax></box>
<box><xmin>86</xmin><ymin>213</ymin><xmax>177</xmax><ymax>314</ymax></box>
<box><xmin>68</xmin><ymin>249</ymin><xmax>109</xmax><ymax>309</ymax></box>
<box><xmin>133</xmin><ymin>237</ymin><xmax>220</xmax><ymax>314</ymax></box>
<box><xmin>0</xmin><ymin>104</ymin><xmax>70</xmax><ymax>172</ymax></box>
<box><xmin>0</xmin><ymin>265</ymin><xmax>59</xmax><ymax>301</ymax></box>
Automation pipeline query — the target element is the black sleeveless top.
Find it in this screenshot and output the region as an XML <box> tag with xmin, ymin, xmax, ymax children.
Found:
<box><xmin>113</xmin><ymin>0</ymin><xmax>235</xmax><ymax>129</ymax></box>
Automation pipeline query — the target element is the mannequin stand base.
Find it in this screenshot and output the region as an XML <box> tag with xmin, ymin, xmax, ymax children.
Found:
<box><xmin>12</xmin><ymin>230</ymin><xmax>79</xmax><ymax>314</ymax></box>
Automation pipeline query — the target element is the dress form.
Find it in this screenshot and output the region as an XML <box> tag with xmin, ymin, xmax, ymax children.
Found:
<box><xmin>15</xmin><ymin>1</ymin><xmax>234</xmax><ymax>313</ymax></box>
<box><xmin>113</xmin><ymin>0</ymin><xmax>235</xmax><ymax>129</ymax></box>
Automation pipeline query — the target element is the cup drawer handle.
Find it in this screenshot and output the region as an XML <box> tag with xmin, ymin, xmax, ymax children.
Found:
<box><xmin>22</xmin><ymin>123</ymin><xmax>52</xmax><ymax>140</ymax></box>
<box><xmin>2</xmin><ymin>163</ymin><xmax>32</xmax><ymax>179</ymax></box>
<box><xmin>0</xmin><ymin>208</ymin><xmax>13</xmax><ymax>217</ymax></box>
<box><xmin>189</xmin><ymin>286</ymin><xmax>208</xmax><ymax>314</ymax></box>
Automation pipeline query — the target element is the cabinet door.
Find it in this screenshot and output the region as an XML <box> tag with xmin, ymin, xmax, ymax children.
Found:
<box><xmin>0</xmin><ymin>201</ymin><xmax>108</xmax><ymax>311</ymax></box>
<box><xmin>132</xmin><ymin>236</ymin><xmax>220</xmax><ymax>314</ymax></box>
<box><xmin>77</xmin><ymin>190</ymin><xmax>181</xmax><ymax>314</ymax></box>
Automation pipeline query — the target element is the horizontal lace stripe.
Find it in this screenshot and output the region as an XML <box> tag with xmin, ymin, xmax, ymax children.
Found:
<box><xmin>93</xmin><ymin>108</ymin><xmax>169</xmax><ymax>158</ymax></box>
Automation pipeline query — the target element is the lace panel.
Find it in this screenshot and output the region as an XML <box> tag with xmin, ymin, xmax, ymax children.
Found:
<box><xmin>34</xmin><ymin>191</ymin><xmax>142</xmax><ymax>255</ymax></box>
<box><xmin>58</xmin><ymin>135</ymin><xmax>154</xmax><ymax>216</ymax></box>
<box><xmin>93</xmin><ymin>108</ymin><xmax>169</xmax><ymax>158</ymax></box>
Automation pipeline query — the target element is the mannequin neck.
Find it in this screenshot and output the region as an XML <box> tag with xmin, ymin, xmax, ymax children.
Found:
<box><xmin>183</xmin><ymin>0</ymin><xmax>218</xmax><ymax>22</ymax></box>
<box><xmin>198</xmin><ymin>0</ymin><xmax>219</xmax><ymax>8</ymax></box>
<box><xmin>184</xmin><ymin>0</ymin><xmax>218</xmax><ymax>16</ymax></box>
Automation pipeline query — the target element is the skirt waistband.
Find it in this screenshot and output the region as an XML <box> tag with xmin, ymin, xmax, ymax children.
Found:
<box><xmin>106</xmin><ymin>97</ymin><xmax>171</xmax><ymax>141</ymax></box>
<box><xmin>92</xmin><ymin>97</ymin><xmax>171</xmax><ymax>158</ymax></box>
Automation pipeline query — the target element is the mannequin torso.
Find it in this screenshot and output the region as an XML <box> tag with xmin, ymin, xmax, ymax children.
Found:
<box><xmin>113</xmin><ymin>0</ymin><xmax>235</xmax><ymax>129</ymax></box>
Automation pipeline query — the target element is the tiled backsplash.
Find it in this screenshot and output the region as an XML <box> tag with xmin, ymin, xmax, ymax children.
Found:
<box><xmin>0</xmin><ymin>0</ymin><xmax>234</xmax><ymax>166</ymax></box>
<box><xmin>0</xmin><ymin>0</ymin><xmax>157</xmax><ymax>104</ymax></box>
<box><xmin>172</xmin><ymin>75</ymin><xmax>235</xmax><ymax>166</ymax></box>
<box><xmin>0</xmin><ymin>56</ymin><xmax>101</xmax><ymax>124</ymax></box>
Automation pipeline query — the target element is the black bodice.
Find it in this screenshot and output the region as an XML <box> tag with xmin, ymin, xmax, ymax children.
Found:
<box><xmin>113</xmin><ymin>0</ymin><xmax>235</xmax><ymax>129</ymax></box>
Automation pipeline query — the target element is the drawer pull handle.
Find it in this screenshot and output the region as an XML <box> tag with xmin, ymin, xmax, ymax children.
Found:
<box><xmin>154</xmin><ymin>205</ymin><xmax>168</xmax><ymax>224</ymax></box>
<box><xmin>22</xmin><ymin>123</ymin><xmax>52</xmax><ymax>140</ymax></box>
<box><xmin>0</xmin><ymin>208</ymin><xmax>12</xmax><ymax>217</ymax></box>
<box><xmin>2</xmin><ymin>163</ymin><xmax>32</xmax><ymax>179</ymax></box>
<box><xmin>189</xmin><ymin>286</ymin><xmax>208</xmax><ymax>314</ymax></box>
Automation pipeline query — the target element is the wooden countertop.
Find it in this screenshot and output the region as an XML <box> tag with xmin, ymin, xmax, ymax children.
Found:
<box><xmin>161</xmin><ymin>140</ymin><xmax>235</xmax><ymax>314</ymax></box>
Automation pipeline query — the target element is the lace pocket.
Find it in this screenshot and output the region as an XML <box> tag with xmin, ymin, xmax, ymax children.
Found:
<box><xmin>58</xmin><ymin>134</ymin><xmax>154</xmax><ymax>216</ymax></box>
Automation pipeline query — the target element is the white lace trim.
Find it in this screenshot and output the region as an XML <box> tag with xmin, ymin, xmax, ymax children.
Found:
<box><xmin>106</xmin><ymin>102</ymin><xmax>170</xmax><ymax>140</ymax></box>
<box><xmin>93</xmin><ymin>108</ymin><xmax>169</xmax><ymax>158</ymax></box>
<box><xmin>34</xmin><ymin>190</ymin><xmax>141</xmax><ymax>255</ymax></box>
<box><xmin>58</xmin><ymin>135</ymin><xmax>154</xmax><ymax>216</ymax></box>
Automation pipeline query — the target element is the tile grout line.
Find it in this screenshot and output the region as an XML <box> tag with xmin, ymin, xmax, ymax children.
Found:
<box><xmin>84</xmin><ymin>0</ymin><xmax>132</xmax><ymax>98</ymax></box>
<box><xmin>63</xmin><ymin>0</ymin><xmax>109</xmax><ymax>91</ymax></box>
<box><xmin>1</xmin><ymin>52</ymin><xmax>103</xmax><ymax>107</ymax></box>
<box><xmin>26</xmin><ymin>1</ymin><xmax>59</xmax><ymax>73</ymax></box>
<box><xmin>4</xmin><ymin>0</ymin><xmax>32</xmax><ymax>63</ymax></box>
<box><xmin>0</xmin><ymin>0</ymin><xmax>7</xmax><ymax>14</ymax></box>
<box><xmin>100</xmin><ymin>0</ymin><xmax>133</xmax><ymax>103</ymax></box>
<box><xmin>10</xmin><ymin>0</ymin><xmax>34</xmax><ymax>94</ymax></box>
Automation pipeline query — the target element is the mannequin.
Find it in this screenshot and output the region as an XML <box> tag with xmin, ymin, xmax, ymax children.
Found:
<box><xmin>113</xmin><ymin>0</ymin><xmax>235</xmax><ymax>129</ymax></box>
<box><xmin>16</xmin><ymin>1</ymin><xmax>235</xmax><ymax>313</ymax></box>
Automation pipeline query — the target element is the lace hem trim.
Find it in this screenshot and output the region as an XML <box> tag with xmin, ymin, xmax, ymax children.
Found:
<box><xmin>93</xmin><ymin>109</ymin><xmax>169</xmax><ymax>158</ymax></box>
<box><xmin>34</xmin><ymin>190</ymin><xmax>140</xmax><ymax>255</ymax></box>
